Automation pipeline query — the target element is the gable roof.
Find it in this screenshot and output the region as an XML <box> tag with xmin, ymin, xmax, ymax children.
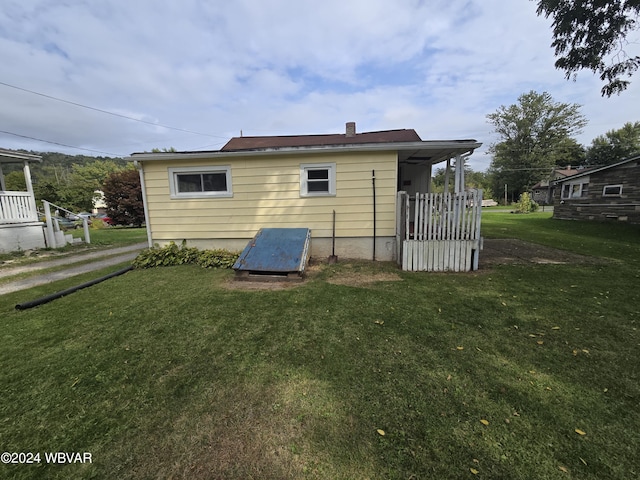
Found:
<box><xmin>553</xmin><ymin>154</ymin><xmax>640</xmax><ymax>184</ymax></box>
<box><xmin>221</xmin><ymin>129</ymin><xmax>422</xmax><ymax>151</ymax></box>
<box><xmin>130</xmin><ymin>124</ymin><xmax>481</xmax><ymax>165</ymax></box>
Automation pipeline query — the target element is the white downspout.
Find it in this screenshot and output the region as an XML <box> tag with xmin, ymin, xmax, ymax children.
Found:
<box><xmin>134</xmin><ymin>160</ymin><xmax>153</xmax><ymax>248</ymax></box>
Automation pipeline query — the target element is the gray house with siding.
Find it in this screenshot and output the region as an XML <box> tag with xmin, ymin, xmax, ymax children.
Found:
<box><xmin>552</xmin><ymin>154</ymin><xmax>640</xmax><ymax>224</ymax></box>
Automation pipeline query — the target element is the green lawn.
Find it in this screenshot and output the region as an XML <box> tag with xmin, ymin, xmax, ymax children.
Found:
<box><xmin>1</xmin><ymin>216</ymin><xmax>639</xmax><ymax>479</ymax></box>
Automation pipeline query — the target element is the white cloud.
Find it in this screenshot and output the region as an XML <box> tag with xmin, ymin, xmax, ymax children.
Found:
<box><xmin>0</xmin><ymin>0</ymin><xmax>638</xmax><ymax>170</ymax></box>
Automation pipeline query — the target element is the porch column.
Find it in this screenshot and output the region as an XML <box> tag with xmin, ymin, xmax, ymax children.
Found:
<box><xmin>443</xmin><ymin>159</ymin><xmax>451</xmax><ymax>194</ymax></box>
<box><xmin>454</xmin><ymin>154</ymin><xmax>465</xmax><ymax>193</ymax></box>
<box><xmin>0</xmin><ymin>163</ymin><xmax>5</xmax><ymax>191</ymax></box>
<box><xmin>23</xmin><ymin>160</ymin><xmax>38</xmax><ymax>216</ymax></box>
<box><xmin>426</xmin><ymin>163</ymin><xmax>433</xmax><ymax>193</ymax></box>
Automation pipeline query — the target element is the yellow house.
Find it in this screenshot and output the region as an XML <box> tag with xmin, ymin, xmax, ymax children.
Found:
<box><xmin>130</xmin><ymin>123</ymin><xmax>481</xmax><ymax>264</ymax></box>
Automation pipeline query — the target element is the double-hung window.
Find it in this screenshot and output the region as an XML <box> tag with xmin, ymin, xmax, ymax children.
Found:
<box><xmin>300</xmin><ymin>163</ymin><xmax>336</xmax><ymax>197</ymax></box>
<box><xmin>169</xmin><ymin>166</ymin><xmax>232</xmax><ymax>199</ymax></box>
<box><xmin>561</xmin><ymin>181</ymin><xmax>589</xmax><ymax>200</ymax></box>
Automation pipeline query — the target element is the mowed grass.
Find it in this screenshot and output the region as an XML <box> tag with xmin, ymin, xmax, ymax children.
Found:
<box><xmin>1</xmin><ymin>216</ymin><xmax>639</xmax><ymax>479</ymax></box>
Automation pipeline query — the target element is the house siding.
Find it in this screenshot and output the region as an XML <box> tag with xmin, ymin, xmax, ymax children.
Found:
<box><xmin>141</xmin><ymin>151</ymin><xmax>398</xmax><ymax>256</ymax></box>
<box><xmin>553</xmin><ymin>160</ymin><xmax>640</xmax><ymax>224</ymax></box>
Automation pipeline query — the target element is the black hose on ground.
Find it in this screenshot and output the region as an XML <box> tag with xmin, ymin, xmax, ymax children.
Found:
<box><xmin>15</xmin><ymin>266</ymin><xmax>134</xmax><ymax>310</ymax></box>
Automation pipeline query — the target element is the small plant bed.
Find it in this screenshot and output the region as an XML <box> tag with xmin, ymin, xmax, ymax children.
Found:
<box><xmin>132</xmin><ymin>241</ymin><xmax>240</xmax><ymax>269</ymax></box>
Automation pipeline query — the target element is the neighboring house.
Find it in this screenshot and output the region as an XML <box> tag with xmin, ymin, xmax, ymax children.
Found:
<box><xmin>531</xmin><ymin>166</ymin><xmax>582</xmax><ymax>204</ymax></box>
<box><xmin>130</xmin><ymin>122</ymin><xmax>482</xmax><ymax>269</ymax></box>
<box><xmin>0</xmin><ymin>149</ymin><xmax>47</xmax><ymax>253</ymax></box>
<box><xmin>552</xmin><ymin>154</ymin><xmax>640</xmax><ymax>224</ymax></box>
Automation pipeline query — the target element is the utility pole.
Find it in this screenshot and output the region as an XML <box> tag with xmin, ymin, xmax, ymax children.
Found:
<box><xmin>504</xmin><ymin>184</ymin><xmax>507</xmax><ymax>206</ymax></box>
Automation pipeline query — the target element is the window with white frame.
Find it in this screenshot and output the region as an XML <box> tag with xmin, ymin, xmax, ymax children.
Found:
<box><xmin>168</xmin><ymin>166</ymin><xmax>232</xmax><ymax>198</ymax></box>
<box><xmin>602</xmin><ymin>184</ymin><xmax>623</xmax><ymax>197</ymax></box>
<box><xmin>300</xmin><ymin>163</ymin><xmax>336</xmax><ymax>197</ymax></box>
<box><xmin>561</xmin><ymin>181</ymin><xmax>589</xmax><ymax>199</ymax></box>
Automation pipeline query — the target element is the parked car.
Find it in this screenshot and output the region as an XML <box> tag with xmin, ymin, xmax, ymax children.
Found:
<box><xmin>38</xmin><ymin>214</ymin><xmax>86</xmax><ymax>229</ymax></box>
<box><xmin>54</xmin><ymin>216</ymin><xmax>82</xmax><ymax>230</ymax></box>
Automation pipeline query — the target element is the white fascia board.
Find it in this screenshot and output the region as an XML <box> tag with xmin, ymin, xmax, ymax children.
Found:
<box><xmin>127</xmin><ymin>140</ymin><xmax>482</xmax><ymax>162</ymax></box>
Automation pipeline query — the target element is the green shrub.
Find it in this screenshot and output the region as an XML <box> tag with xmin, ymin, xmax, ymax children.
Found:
<box><xmin>197</xmin><ymin>249</ymin><xmax>239</xmax><ymax>269</ymax></box>
<box><xmin>90</xmin><ymin>218</ymin><xmax>107</xmax><ymax>230</ymax></box>
<box><xmin>133</xmin><ymin>241</ymin><xmax>239</xmax><ymax>269</ymax></box>
<box><xmin>514</xmin><ymin>192</ymin><xmax>539</xmax><ymax>213</ymax></box>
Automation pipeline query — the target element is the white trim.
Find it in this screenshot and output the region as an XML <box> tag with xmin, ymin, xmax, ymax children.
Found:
<box><xmin>134</xmin><ymin>161</ymin><xmax>153</xmax><ymax>247</ymax></box>
<box><xmin>168</xmin><ymin>165</ymin><xmax>232</xmax><ymax>199</ymax></box>
<box><xmin>602</xmin><ymin>184</ymin><xmax>623</xmax><ymax>197</ymax></box>
<box><xmin>129</xmin><ymin>140</ymin><xmax>481</xmax><ymax>162</ymax></box>
<box><xmin>561</xmin><ymin>177</ymin><xmax>590</xmax><ymax>199</ymax></box>
<box><xmin>300</xmin><ymin>162</ymin><xmax>336</xmax><ymax>197</ymax></box>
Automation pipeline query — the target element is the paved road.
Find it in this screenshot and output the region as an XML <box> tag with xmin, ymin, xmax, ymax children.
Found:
<box><xmin>0</xmin><ymin>243</ymin><xmax>147</xmax><ymax>296</ymax></box>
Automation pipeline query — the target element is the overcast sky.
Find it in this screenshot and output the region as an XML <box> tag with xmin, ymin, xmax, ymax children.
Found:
<box><xmin>1</xmin><ymin>0</ymin><xmax>639</xmax><ymax>171</ymax></box>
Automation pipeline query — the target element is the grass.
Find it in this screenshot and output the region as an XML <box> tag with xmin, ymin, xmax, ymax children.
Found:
<box><xmin>482</xmin><ymin>210</ymin><xmax>640</xmax><ymax>262</ymax></box>
<box><xmin>1</xmin><ymin>216</ymin><xmax>639</xmax><ymax>479</ymax></box>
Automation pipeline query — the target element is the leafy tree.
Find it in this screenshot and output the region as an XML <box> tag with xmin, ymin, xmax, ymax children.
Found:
<box><xmin>585</xmin><ymin>121</ymin><xmax>640</xmax><ymax>166</ymax></box>
<box><xmin>3</xmin><ymin>171</ymin><xmax>26</xmax><ymax>190</ymax></box>
<box><xmin>431</xmin><ymin>166</ymin><xmax>493</xmax><ymax>198</ymax></box>
<box><xmin>103</xmin><ymin>169</ymin><xmax>144</xmax><ymax>227</ymax></box>
<box><xmin>487</xmin><ymin>91</ymin><xmax>587</xmax><ymax>202</ymax></box>
<box><xmin>535</xmin><ymin>0</ymin><xmax>640</xmax><ymax>96</ymax></box>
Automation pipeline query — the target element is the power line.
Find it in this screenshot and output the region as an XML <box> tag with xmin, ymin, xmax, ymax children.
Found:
<box><xmin>0</xmin><ymin>129</ymin><xmax>124</xmax><ymax>157</ymax></box>
<box><xmin>0</xmin><ymin>80</ymin><xmax>228</xmax><ymax>139</ymax></box>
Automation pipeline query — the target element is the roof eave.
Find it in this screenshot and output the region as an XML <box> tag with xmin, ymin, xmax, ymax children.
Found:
<box><xmin>551</xmin><ymin>153</ymin><xmax>640</xmax><ymax>185</ymax></box>
<box><xmin>0</xmin><ymin>149</ymin><xmax>43</xmax><ymax>164</ymax></box>
<box><xmin>129</xmin><ymin>140</ymin><xmax>482</xmax><ymax>162</ymax></box>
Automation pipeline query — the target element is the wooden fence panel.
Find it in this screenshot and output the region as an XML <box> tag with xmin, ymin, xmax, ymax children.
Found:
<box><xmin>398</xmin><ymin>190</ymin><xmax>482</xmax><ymax>272</ymax></box>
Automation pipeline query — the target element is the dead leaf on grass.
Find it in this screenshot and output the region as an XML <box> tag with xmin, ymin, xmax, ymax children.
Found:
<box><xmin>376</xmin><ymin>429</ymin><xmax>385</xmax><ymax>436</ymax></box>
<box><xmin>575</xmin><ymin>428</ymin><xmax>586</xmax><ymax>436</ymax></box>
<box><xmin>480</xmin><ymin>419</ymin><xmax>489</xmax><ymax>426</ymax></box>
<box><xmin>470</xmin><ymin>467</ymin><xmax>479</xmax><ymax>474</ymax></box>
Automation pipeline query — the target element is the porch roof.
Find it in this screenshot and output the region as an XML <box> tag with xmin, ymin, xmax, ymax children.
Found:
<box><xmin>0</xmin><ymin>149</ymin><xmax>42</xmax><ymax>164</ymax></box>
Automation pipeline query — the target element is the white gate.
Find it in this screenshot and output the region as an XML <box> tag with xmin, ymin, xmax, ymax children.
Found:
<box><xmin>396</xmin><ymin>190</ymin><xmax>482</xmax><ymax>272</ymax></box>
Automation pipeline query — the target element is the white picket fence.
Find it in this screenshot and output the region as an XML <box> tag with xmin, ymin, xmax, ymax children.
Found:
<box><xmin>397</xmin><ymin>190</ymin><xmax>482</xmax><ymax>272</ymax></box>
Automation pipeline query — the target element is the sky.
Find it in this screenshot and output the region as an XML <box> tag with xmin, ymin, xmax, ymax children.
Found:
<box><xmin>1</xmin><ymin>0</ymin><xmax>639</xmax><ymax>172</ymax></box>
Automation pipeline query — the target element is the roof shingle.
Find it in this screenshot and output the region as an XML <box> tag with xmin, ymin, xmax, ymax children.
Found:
<box><xmin>221</xmin><ymin>129</ymin><xmax>422</xmax><ymax>151</ymax></box>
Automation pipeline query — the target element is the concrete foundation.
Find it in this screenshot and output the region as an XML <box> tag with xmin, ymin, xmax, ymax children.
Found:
<box><xmin>152</xmin><ymin>235</ymin><xmax>397</xmax><ymax>262</ymax></box>
<box><xmin>0</xmin><ymin>223</ymin><xmax>47</xmax><ymax>253</ymax></box>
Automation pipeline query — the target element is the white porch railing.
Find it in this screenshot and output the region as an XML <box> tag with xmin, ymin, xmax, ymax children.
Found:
<box><xmin>0</xmin><ymin>191</ymin><xmax>39</xmax><ymax>224</ymax></box>
<box><xmin>397</xmin><ymin>190</ymin><xmax>483</xmax><ymax>272</ymax></box>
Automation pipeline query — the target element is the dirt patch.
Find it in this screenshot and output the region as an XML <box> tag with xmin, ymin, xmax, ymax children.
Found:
<box><xmin>480</xmin><ymin>238</ymin><xmax>606</xmax><ymax>267</ymax></box>
<box><xmin>325</xmin><ymin>271</ymin><xmax>403</xmax><ymax>286</ymax></box>
<box><xmin>221</xmin><ymin>240</ymin><xmax>603</xmax><ymax>290</ymax></box>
